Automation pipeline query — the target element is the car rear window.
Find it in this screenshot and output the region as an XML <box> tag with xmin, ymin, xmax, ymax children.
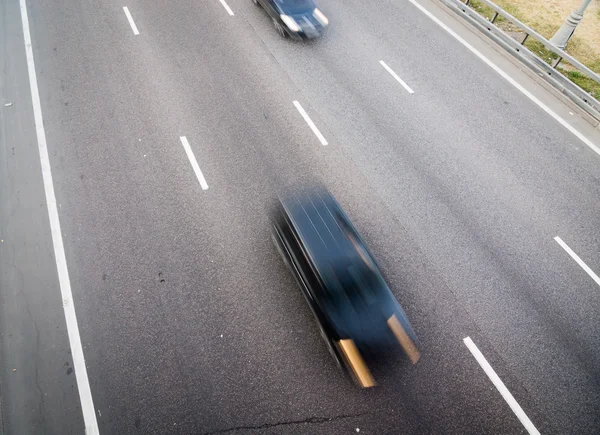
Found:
<box><xmin>324</xmin><ymin>260</ymin><xmax>381</xmax><ymax>310</ymax></box>
<box><xmin>275</xmin><ymin>0</ymin><xmax>314</xmax><ymax>14</ymax></box>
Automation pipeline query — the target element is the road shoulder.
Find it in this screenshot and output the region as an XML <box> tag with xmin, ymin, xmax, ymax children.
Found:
<box><xmin>0</xmin><ymin>0</ymin><xmax>84</xmax><ymax>432</ymax></box>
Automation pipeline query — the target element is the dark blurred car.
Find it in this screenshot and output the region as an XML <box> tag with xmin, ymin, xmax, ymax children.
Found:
<box><xmin>252</xmin><ymin>0</ymin><xmax>329</xmax><ymax>40</ymax></box>
<box><xmin>271</xmin><ymin>188</ymin><xmax>420</xmax><ymax>387</ymax></box>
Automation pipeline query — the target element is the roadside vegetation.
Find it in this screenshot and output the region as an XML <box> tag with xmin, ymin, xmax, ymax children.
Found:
<box><xmin>464</xmin><ymin>0</ymin><xmax>600</xmax><ymax>100</ymax></box>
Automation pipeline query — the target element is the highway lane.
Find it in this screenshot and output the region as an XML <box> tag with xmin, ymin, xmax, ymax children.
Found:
<box><xmin>2</xmin><ymin>0</ymin><xmax>600</xmax><ymax>434</ymax></box>
<box><xmin>238</xmin><ymin>0</ymin><xmax>600</xmax><ymax>431</ymax></box>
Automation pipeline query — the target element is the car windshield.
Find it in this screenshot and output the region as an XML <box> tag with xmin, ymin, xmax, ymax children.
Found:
<box><xmin>275</xmin><ymin>0</ymin><xmax>315</xmax><ymax>14</ymax></box>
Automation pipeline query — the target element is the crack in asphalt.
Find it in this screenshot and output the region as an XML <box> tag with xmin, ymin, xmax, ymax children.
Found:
<box><xmin>32</xmin><ymin>315</ymin><xmax>45</xmax><ymax>426</ymax></box>
<box><xmin>11</xmin><ymin>244</ymin><xmax>46</xmax><ymax>426</ymax></box>
<box><xmin>199</xmin><ymin>411</ymin><xmax>370</xmax><ymax>435</ymax></box>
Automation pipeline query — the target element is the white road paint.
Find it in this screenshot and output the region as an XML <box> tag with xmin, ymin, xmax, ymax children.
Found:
<box><xmin>407</xmin><ymin>0</ymin><xmax>600</xmax><ymax>158</ymax></box>
<box><xmin>554</xmin><ymin>236</ymin><xmax>600</xmax><ymax>287</ymax></box>
<box><xmin>123</xmin><ymin>6</ymin><xmax>140</xmax><ymax>35</ymax></box>
<box><xmin>463</xmin><ymin>337</ymin><xmax>540</xmax><ymax>435</ymax></box>
<box><xmin>19</xmin><ymin>1</ymin><xmax>99</xmax><ymax>434</ymax></box>
<box><xmin>293</xmin><ymin>101</ymin><xmax>328</xmax><ymax>145</ymax></box>
<box><xmin>180</xmin><ymin>136</ymin><xmax>209</xmax><ymax>190</ymax></box>
<box><xmin>219</xmin><ymin>0</ymin><xmax>235</xmax><ymax>16</ymax></box>
<box><xmin>379</xmin><ymin>60</ymin><xmax>414</xmax><ymax>94</ymax></box>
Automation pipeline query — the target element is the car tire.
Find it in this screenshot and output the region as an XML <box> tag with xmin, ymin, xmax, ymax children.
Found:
<box><xmin>273</xmin><ymin>18</ymin><xmax>287</xmax><ymax>38</ymax></box>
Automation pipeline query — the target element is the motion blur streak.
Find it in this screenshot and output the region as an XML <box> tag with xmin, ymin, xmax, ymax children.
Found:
<box><xmin>339</xmin><ymin>339</ymin><xmax>376</xmax><ymax>388</ymax></box>
<box><xmin>388</xmin><ymin>314</ymin><xmax>421</xmax><ymax>364</ymax></box>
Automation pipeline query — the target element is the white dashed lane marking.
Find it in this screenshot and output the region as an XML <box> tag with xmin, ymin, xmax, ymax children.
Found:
<box><xmin>554</xmin><ymin>236</ymin><xmax>600</xmax><ymax>287</ymax></box>
<box><xmin>180</xmin><ymin>136</ymin><xmax>209</xmax><ymax>191</ymax></box>
<box><xmin>123</xmin><ymin>6</ymin><xmax>140</xmax><ymax>35</ymax></box>
<box><xmin>219</xmin><ymin>0</ymin><xmax>234</xmax><ymax>16</ymax></box>
<box><xmin>379</xmin><ymin>60</ymin><xmax>414</xmax><ymax>94</ymax></box>
<box><xmin>293</xmin><ymin>101</ymin><xmax>328</xmax><ymax>146</ymax></box>
<box><xmin>463</xmin><ymin>337</ymin><xmax>540</xmax><ymax>435</ymax></box>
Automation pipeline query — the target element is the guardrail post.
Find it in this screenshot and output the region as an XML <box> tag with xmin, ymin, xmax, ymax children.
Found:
<box><xmin>520</xmin><ymin>33</ymin><xmax>529</xmax><ymax>45</ymax></box>
<box><xmin>552</xmin><ymin>57</ymin><xmax>563</xmax><ymax>69</ymax></box>
<box><xmin>491</xmin><ymin>12</ymin><xmax>499</xmax><ymax>24</ymax></box>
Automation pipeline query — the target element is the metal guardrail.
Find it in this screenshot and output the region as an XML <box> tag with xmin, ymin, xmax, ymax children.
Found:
<box><xmin>439</xmin><ymin>0</ymin><xmax>600</xmax><ymax>124</ymax></box>
<box><xmin>466</xmin><ymin>0</ymin><xmax>600</xmax><ymax>83</ymax></box>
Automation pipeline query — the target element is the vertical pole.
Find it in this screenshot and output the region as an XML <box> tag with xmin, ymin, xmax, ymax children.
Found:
<box><xmin>549</xmin><ymin>0</ymin><xmax>592</xmax><ymax>50</ymax></box>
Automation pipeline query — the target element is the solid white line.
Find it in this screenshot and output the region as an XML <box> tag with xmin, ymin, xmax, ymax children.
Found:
<box><xmin>463</xmin><ymin>337</ymin><xmax>540</xmax><ymax>435</ymax></box>
<box><xmin>554</xmin><ymin>236</ymin><xmax>600</xmax><ymax>287</ymax></box>
<box><xmin>180</xmin><ymin>137</ymin><xmax>209</xmax><ymax>190</ymax></box>
<box><xmin>19</xmin><ymin>1</ymin><xmax>99</xmax><ymax>434</ymax></box>
<box><xmin>407</xmin><ymin>0</ymin><xmax>600</xmax><ymax>157</ymax></box>
<box><xmin>293</xmin><ymin>101</ymin><xmax>328</xmax><ymax>145</ymax></box>
<box><xmin>379</xmin><ymin>60</ymin><xmax>415</xmax><ymax>94</ymax></box>
<box><xmin>123</xmin><ymin>6</ymin><xmax>140</xmax><ymax>35</ymax></box>
<box><xmin>218</xmin><ymin>0</ymin><xmax>234</xmax><ymax>16</ymax></box>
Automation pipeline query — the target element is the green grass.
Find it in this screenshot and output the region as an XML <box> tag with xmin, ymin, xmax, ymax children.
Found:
<box><xmin>466</xmin><ymin>0</ymin><xmax>519</xmax><ymax>23</ymax></box>
<box><xmin>523</xmin><ymin>40</ymin><xmax>559</xmax><ymax>64</ymax></box>
<box><xmin>566</xmin><ymin>71</ymin><xmax>600</xmax><ymax>100</ymax></box>
<box><xmin>493</xmin><ymin>0</ymin><xmax>520</xmax><ymax>18</ymax></box>
<box><xmin>466</xmin><ymin>0</ymin><xmax>495</xmax><ymax>20</ymax></box>
<box><xmin>563</xmin><ymin>37</ymin><xmax>600</xmax><ymax>74</ymax></box>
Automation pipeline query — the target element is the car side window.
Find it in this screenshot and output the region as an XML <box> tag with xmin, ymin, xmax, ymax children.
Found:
<box><xmin>322</xmin><ymin>261</ymin><xmax>375</xmax><ymax>308</ymax></box>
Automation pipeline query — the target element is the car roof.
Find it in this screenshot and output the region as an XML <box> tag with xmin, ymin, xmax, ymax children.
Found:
<box><xmin>275</xmin><ymin>0</ymin><xmax>317</xmax><ymax>14</ymax></box>
<box><xmin>282</xmin><ymin>190</ymin><xmax>362</xmax><ymax>274</ymax></box>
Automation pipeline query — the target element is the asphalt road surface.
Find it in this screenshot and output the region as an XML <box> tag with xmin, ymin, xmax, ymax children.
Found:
<box><xmin>2</xmin><ymin>0</ymin><xmax>600</xmax><ymax>433</ymax></box>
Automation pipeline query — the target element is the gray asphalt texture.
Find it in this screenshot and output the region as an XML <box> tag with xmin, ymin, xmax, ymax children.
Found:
<box><xmin>2</xmin><ymin>0</ymin><xmax>600</xmax><ymax>433</ymax></box>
